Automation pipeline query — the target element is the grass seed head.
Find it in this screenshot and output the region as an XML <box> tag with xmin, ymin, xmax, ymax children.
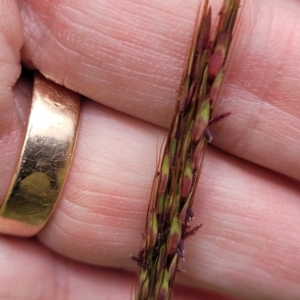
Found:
<box><xmin>134</xmin><ymin>1</ymin><xmax>241</xmax><ymax>299</ymax></box>
<box><xmin>208</xmin><ymin>32</ymin><xmax>230</xmax><ymax>79</ymax></box>
<box><xmin>155</xmin><ymin>270</ymin><xmax>170</xmax><ymax>300</ymax></box>
<box><xmin>209</xmin><ymin>67</ymin><xmax>225</xmax><ymax>108</ymax></box>
<box><xmin>166</xmin><ymin>217</ymin><xmax>182</xmax><ymax>255</ymax></box>
<box><xmin>147</xmin><ymin>212</ymin><xmax>158</xmax><ymax>249</ymax></box>
<box><xmin>158</xmin><ymin>153</ymin><xmax>170</xmax><ymax>195</ymax></box>
<box><xmin>192</xmin><ymin>98</ymin><xmax>211</xmax><ymax>142</ymax></box>
<box><xmin>180</xmin><ymin>159</ymin><xmax>193</xmax><ymax>199</ymax></box>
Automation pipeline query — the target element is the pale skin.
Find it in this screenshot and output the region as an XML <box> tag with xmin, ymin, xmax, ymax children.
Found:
<box><xmin>1</xmin><ymin>0</ymin><xmax>300</xmax><ymax>299</ymax></box>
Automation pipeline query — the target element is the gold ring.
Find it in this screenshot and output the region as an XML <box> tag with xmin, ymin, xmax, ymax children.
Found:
<box><xmin>0</xmin><ymin>72</ymin><xmax>81</xmax><ymax>236</ymax></box>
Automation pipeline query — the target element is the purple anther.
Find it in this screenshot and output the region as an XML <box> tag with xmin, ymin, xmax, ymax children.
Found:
<box><xmin>205</xmin><ymin>128</ymin><xmax>213</xmax><ymax>143</ymax></box>
<box><xmin>177</xmin><ymin>239</ymin><xmax>185</xmax><ymax>258</ymax></box>
<box><xmin>131</xmin><ymin>255</ymin><xmax>147</xmax><ymax>270</ymax></box>
<box><xmin>186</xmin><ymin>207</ymin><xmax>195</xmax><ymax>223</ymax></box>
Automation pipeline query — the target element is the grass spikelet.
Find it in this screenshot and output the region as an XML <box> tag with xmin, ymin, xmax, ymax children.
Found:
<box><xmin>133</xmin><ymin>1</ymin><xmax>241</xmax><ymax>299</ymax></box>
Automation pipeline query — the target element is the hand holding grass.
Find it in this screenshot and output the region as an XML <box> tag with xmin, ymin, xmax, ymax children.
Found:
<box><xmin>0</xmin><ymin>0</ymin><xmax>300</xmax><ymax>299</ymax></box>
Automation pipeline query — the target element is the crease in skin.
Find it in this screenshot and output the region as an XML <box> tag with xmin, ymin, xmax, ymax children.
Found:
<box><xmin>60</xmin><ymin>188</ymin><xmax>141</xmax><ymax>225</ymax></box>
<box><xmin>48</xmin><ymin>213</ymin><xmax>123</xmax><ymax>251</ymax></box>
<box><xmin>80</xmin><ymin>189</ymin><xmax>148</xmax><ymax>206</ymax></box>
<box><xmin>60</xmin><ymin>187</ymin><xmax>142</xmax><ymax>219</ymax></box>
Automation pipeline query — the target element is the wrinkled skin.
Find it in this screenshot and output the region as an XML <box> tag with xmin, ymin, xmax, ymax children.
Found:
<box><xmin>1</xmin><ymin>0</ymin><xmax>300</xmax><ymax>299</ymax></box>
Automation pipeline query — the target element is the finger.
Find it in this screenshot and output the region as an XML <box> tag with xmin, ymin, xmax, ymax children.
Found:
<box><xmin>19</xmin><ymin>0</ymin><xmax>300</xmax><ymax>180</ymax></box>
<box><xmin>19</xmin><ymin>0</ymin><xmax>197</xmax><ymax>126</ymax></box>
<box><xmin>36</xmin><ymin>98</ymin><xmax>300</xmax><ymax>299</ymax></box>
<box><xmin>182</xmin><ymin>148</ymin><xmax>300</xmax><ymax>300</ymax></box>
<box><xmin>0</xmin><ymin>236</ymin><xmax>234</xmax><ymax>300</ymax></box>
<box><xmin>0</xmin><ymin>0</ymin><xmax>25</xmax><ymax>202</ymax></box>
<box><xmin>0</xmin><ymin>236</ymin><xmax>135</xmax><ymax>300</ymax></box>
<box><xmin>212</xmin><ymin>0</ymin><xmax>300</xmax><ymax>180</ymax></box>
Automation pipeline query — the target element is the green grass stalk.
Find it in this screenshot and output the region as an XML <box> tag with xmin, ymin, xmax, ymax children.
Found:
<box><xmin>132</xmin><ymin>1</ymin><xmax>241</xmax><ymax>299</ymax></box>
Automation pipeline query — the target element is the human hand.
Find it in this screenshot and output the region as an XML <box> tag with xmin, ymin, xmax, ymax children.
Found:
<box><xmin>1</xmin><ymin>0</ymin><xmax>300</xmax><ymax>299</ymax></box>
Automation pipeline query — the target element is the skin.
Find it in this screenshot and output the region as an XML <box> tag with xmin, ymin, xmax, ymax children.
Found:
<box><xmin>1</xmin><ymin>0</ymin><xmax>300</xmax><ymax>299</ymax></box>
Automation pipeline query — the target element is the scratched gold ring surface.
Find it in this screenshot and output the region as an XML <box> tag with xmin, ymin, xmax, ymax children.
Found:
<box><xmin>0</xmin><ymin>72</ymin><xmax>81</xmax><ymax>236</ymax></box>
